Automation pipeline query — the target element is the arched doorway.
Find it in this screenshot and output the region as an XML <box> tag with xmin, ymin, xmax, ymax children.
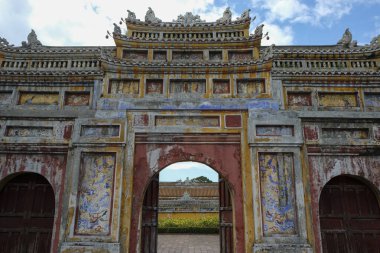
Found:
<box><xmin>0</xmin><ymin>173</ymin><xmax>55</xmax><ymax>253</ymax></box>
<box><xmin>140</xmin><ymin>162</ymin><xmax>233</xmax><ymax>253</ymax></box>
<box><xmin>319</xmin><ymin>176</ymin><xmax>380</xmax><ymax>253</ymax></box>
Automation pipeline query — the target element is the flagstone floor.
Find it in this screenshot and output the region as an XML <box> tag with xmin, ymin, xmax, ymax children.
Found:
<box><xmin>157</xmin><ymin>234</ymin><xmax>219</xmax><ymax>253</ymax></box>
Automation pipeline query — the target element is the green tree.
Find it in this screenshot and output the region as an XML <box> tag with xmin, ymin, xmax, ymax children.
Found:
<box><xmin>190</xmin><ymin>176</ymin><xmax>212</xmax><ymax>183</ymax></box>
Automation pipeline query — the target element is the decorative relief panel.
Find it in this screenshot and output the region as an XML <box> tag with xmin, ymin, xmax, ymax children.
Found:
<box><xmin>225</xmin><ymin>115</ymin><xmax>241</xmax><ymax>128</ymax></box>
<box><xmin>228</xmin><ymin>50</ymin><xmax>252</xmax><ymax>61</ymax></box>
<box><xmin>303</xmin><ymin>125</ymin><xmax>319</xmax><ymax>141</ymax></box>
<box><xmin>0</xmin><ymin>91</ymin><xmax>12</xmax><ymax>105</ymax></box>
<box><xmin>155</xmin><ymin>116</ymin><xmax>220</xmax><ymax>127</ymax></box>
<box><xmin>364</xmin><ymin>93</ymin><xmax>380</xmax><ymax>110</ymax></box>
<box><xmin>318</xmin><ymin>92</ymin><xmax>358</xmax><ymax>108</ymax></box>
<box><xmin>169</xmin><ymin>79</ymin><xmax>206</xmax><ymax>97</ymax></box>
<box><xmin>287</xmin><ymin>92</ymin><xmax>312</xmax><ymax>107</ymax></box>
<box><xmin>108</xmin><ymin>79</ymin><xmax>139</xmax><ymax>95</ymax></box>
<box><xmin>146</xmin><ymin>79</ymin><xmax>163</xmax><ymax>95</ymax></box>
<box><xmin>213</xmin><ymin>79</ymin><xmax>230</xmax><ymax>94</ymax></box>
<box><xmin>153</xmin><ymin>51</ymin><xmax>167</xmax><ymax>61</ymax></box>
<box><xmin>19</xmin><ymin>92</ymin><xmax>59</xmax><ymax>105</ymax></box>
<box><xmin>259</xmin><ymin>153</ymin><xmax>296</xmax><ymax>235</ymax></box>
<box><xmin>123</xmin><ymin>50</ymin><xmax>148</xmax><ymax>61</ymax></box>
<box><xmin>374</xmin><ymin>126</ymin><xmax>380</xmax><ymax>141</ymax></box>
<box><xmin>322</xmin><ymin>128</ymin><xmax>369</xmax><ymax>139</ymax></box>
<box><xmin>172</xmin><ymin>51</ymin><xmax>203</xmax><ymax>61</ymax></box>
<box><xmin>75</xmin><ymin>153</ymin><xmax>116</xmax><ymax>235</ymax></box>
<box><xmin>64</xmin><ymin>92</ymin><xmax>90</xmax><ymax>106</ymax></box>
<box><xmin>237</xmin><ymin>79</ymin><xmax>265</xmax><ymax>98</ymax></box>
<box><xmin>6</xmin><ymin>126</ymin><xmax>53</xmax><ymax>137</ymax></box>
<box><xmin>81</xmin><ymin>125</ymin><xmax>120</xmax><ymax>137</ymax></box>
<box><xmin>209</xmin><ymin>51</ymin><xmax>222</xmax><ymax>61</ymax></box>
<box><xmin>134</xmin><ymin>114</ymin><xmax>149</xmax><ymax>127</ymax></box>
<box><xmin>256</xmin><ymin>125</ymin><xmax>294</xmax><ymax>136</ymax></box>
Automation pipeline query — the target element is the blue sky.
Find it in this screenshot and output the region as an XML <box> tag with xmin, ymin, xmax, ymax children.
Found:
<box><xmin>0</xmin><ymin>0</ymin><xmax>379</xmax><ymax>47</ymax></box>
<box><xmin>159</xmin><ymin>161</ymin><xmax>219</xmax><ymax>182</ymax></box>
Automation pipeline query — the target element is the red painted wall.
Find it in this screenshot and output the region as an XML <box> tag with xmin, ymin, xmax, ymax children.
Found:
<box><xmin>130</xmin><ymin>143</ymin><xmax>245</xmax><ymax>253</ymax></box>
<box><xmin>0</xmin><ymin>154</ymin><xmax>67</xmax><ymax>253</ymax></box>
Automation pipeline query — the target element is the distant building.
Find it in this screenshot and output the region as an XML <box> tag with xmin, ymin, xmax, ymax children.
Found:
<box><xmin>159</xmin><ymin>181</ymin><xmax>219</xmax><ymax>212</ymax></box>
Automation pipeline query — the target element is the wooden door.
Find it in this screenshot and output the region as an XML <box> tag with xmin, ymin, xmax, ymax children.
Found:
<box><xmin>219</xmin><ymin>177</ymin><xmax>233</xmax><ymax>253</ymax></box>
<box><xmin>319</xmin><ymin>176</ymin><xmax>380</xmax><ymax>253</ymax></box>
<box><xmin>141</xmin><ymin>174</ymin><xmax>159</xmax><ymax>253</ymax></box>
<box><xmin>0</xmin><ymin>173</ymin><xmax>55</xmax><ymax>253</ymax></box>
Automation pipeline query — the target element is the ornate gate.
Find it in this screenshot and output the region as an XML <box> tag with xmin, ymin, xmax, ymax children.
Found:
<box><xmin>141</xmin><ymin>173</ymin><xmax>234</xmax><ymax>252</ymax></box>
<box><xmin>319</xmin><ymin>176</ymin><xmax>380</xmax><ymax>253</ymax></box>
<box><xmin>0</xmin><ymin>173</ymin><xmax>55</xmax><ymax>253</ymax></box>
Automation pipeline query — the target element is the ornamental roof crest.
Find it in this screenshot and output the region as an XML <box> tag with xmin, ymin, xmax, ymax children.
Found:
<box><xmin>173</xmin><ymin>12</ymin><xmax>205</xmax><ymax>26</ymax></box>
<box><xmin>0</xmin><ymin>37</ymin><xmax>13</xmax><ymax>47</ymax></box>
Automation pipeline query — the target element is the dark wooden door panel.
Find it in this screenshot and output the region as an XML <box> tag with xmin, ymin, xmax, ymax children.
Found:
<box><xmin>0</xmin><ymin>173</ymin><xmax>55</xmax><ymax>253</ymax></box>
<box><xmin>219</xmin><ymin>177</ymin><xmax>233</xmax><ymax>253</ymax></box>
<box><xmin>320</xmin><ymin>176</ymin><xmax>380</xmax><ymax>253</ymax></box>
<box><xmin>141</xmin><ymin>174</ymin><xmax>159</xmax><ymax>253</ymax></box>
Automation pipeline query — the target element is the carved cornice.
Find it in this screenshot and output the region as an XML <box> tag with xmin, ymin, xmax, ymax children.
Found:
<box><xmin>0</xmin><ymin>69</ymin><xmax>103</xmax><ymax>78</ymax></box>
<box><xmin>271</xmin><ymin>69</ymin><xmax>380</xmax><ymax>78</ymax></box>
<box><xmin>0</xmin><ymin>46</ymin><xmax>104</xmax><ymax>56</ymax></box>
<box><xmin>114</xmin><ymin>34</ymin><xmax>260</xmax><ymax>44</ymax></box>
<box><xmin>270</xmin><ymin>45</ymin><xmax>380</xmax><ymax>58</ymax></box>
<box><xmin>100</xmin><ymin>56</ymin><xmax>271</xmax><ymax>74</ymax></box>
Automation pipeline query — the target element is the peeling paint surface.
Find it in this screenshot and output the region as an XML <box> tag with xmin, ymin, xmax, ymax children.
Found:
<box><xmin>0</xmin><ymin>154</ymin><xmax>66</xmax><ymax>253</ymax></box>
<box><xmin>75</xmin><ymin>153</ymin><xmax>116</xmax><ymax>235</ymax></box>
<box><xmin>308</xmin><ymin>155</ymin><xmax>380</xmax><ymax>253</ymax></box>
<box><xmin>318</xmin><ymin>93</ymin><xmax>358</xmax><ymax>108</ymax></box>
<box><xmin>19</xmin><ymin>92</ymin><xmax>59</xmax><ymax>105</ymax></box>
<box><xmin>259</xmin><ymin>153</ymin><xmax>296</xmax><ymax>235</ymax></box>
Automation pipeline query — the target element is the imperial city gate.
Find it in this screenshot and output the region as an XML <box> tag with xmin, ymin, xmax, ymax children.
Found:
<box><xmin>0</xmin><ymin>7</ymin><xmax>380</xmax><ymax>253</ymax></box>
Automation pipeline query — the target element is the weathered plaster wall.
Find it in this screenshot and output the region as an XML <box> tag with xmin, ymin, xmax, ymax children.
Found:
<box><xmin>308</xmin><ymin>155</ymin><xmax>380</xmax><ymax>253</ymax></box>
<box><xmin>0</xmin><ymin>153</ymin><xmax>67</xmax><ymax>253</ymax></box>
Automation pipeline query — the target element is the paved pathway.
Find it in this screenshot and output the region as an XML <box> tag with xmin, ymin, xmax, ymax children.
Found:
<box><xmin>158</xmin><ymin>234</ymin><xmax>219</xmax><ymax>253</ymax></box>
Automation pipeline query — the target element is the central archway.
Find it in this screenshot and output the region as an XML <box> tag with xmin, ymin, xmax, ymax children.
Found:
<box><xmin>141</xmin><ymin>161</ymin><xmax>233</xmax><ymax>253</ymax></box>
<box><xmin>130</xmin><ymin>134</ymin><xmax>244</xmax><ymax>253</ymax></box>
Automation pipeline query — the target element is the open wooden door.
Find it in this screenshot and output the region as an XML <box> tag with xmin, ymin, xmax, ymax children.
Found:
<box><xmin>320</xmin><ymin>176</ymin><xmax>380</xmax><ymax>253</ymax></box>
<box><xmin>0</xmin><ymin>173</ymin><xmax>55</xmax><ymax>253</ymax></box>
<box><xmin>141</xmin><ymin>174</ymin><xmax>159</xmax><ymax>253</ymax></box>
<box><xmin>219</xmin><ymin>177</ymin><xmax>233</xmax><ymax>253</ymax></box>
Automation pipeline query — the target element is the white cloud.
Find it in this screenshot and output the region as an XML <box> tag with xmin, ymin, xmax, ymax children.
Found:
<box><xmin>252</xmin><ymin>0</ymin><xmax>311</xmax><ymax>23</ymax></box>
<box><xmin>259</xmin><ymin>23</ymin><xmax>294</xmax><ymax>45</ymax></box>
<box><xmin>1</xmin><ymin>0</ymin><xmax>237</xmax><ymax>46</ymax></box>
<box><xmin>312</xmin><ymin>0</ymin><xmax>353</xmax><ymax>26</ymax></box>
<box><xmin>252</xmin><ymin>0</ymin><xmax>380</xmax><ymax>27</ymax></box>
<box><xmin>0</xmin><ymin>0</ymin><xmax>32</xmax><ymax>46</ymax></box>
<box><xmin>164</xmin><ymin>162</ymin><xmax>211</xmax><ymax>171</ymax></box>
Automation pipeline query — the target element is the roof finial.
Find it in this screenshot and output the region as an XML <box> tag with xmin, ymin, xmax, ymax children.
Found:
<box><xmin>337</xmin><ymin>28</ymin><xmax>357</xmax><ymax>48</ymax></box>
<box><xmin>21</xmin><ymin>29</ymin><xmax>43</xmax><ymax>48</ymax></box>
<box><xmin>216</xmin><ymin>7</ymin><xmax>232</xmax><ymax>24</ymax></box>
<box><xmin>145</xmin><ymin>7</ymin><xmax>162</xmax><ymax>24</ymax></box>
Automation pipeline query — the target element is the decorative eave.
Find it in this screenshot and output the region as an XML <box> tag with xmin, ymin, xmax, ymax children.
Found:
<box><xmin>100</xmin><ymin>54</ymin><xmax>272</xmax><ymax>74</ymax></box>
<box><xmin>113</xmin><ymin>34</ymin><xmax>262</xmax><ymax>48</ymax></box>
<box><xmin>271</xmin><ymin>69</ymin><xmax>380</xmax><ymax>79</ymax></box>
<box><xmin>270</xmin><ymin>45</ymin><xmax>380</xmax><ymax>59</ymax></box>
<box><xmin>0</xmin><ymin>46</ymin><xmax>105</xmax><ymax>59</ymax></box>
<box><xmin>0</xmin><ymin>69</ymin><xmax>103</xmax><ymax>83</ymax></box>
